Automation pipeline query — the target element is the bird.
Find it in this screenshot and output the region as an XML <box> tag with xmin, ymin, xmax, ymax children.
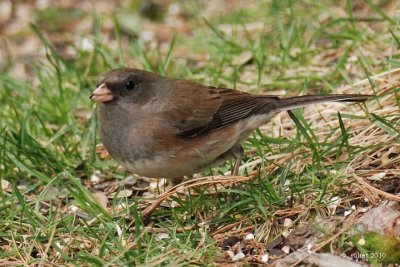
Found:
<box><xmin>90</xmin><ymin>68</ymin><xmax>371</xmax><ymax>179</ymax></box>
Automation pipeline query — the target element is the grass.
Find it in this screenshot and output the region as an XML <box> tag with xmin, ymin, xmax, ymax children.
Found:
<box><xmin>1</xmin><ymin>0</ymin><xmax>400</xmax><ymax>265</ymax></box>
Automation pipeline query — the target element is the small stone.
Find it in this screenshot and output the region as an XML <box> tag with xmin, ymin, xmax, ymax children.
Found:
<box><xmin>79</xmin><ymin>37</ymin><xmax>94</xmax><ymax>52</ymax></box>
<box><xmin>155</xmin><ymin>233</ymin><xmax>170</xmax><ymax>241</ymax></box>
<box><xmin>357</xmin><ymin>238</ymin><xmax>366</xmax><ymax>246</ymax></box>
<box><xmin>368</xmin><ymin>172</ymin><xmax>386</xmax><ymax>181</ymax></box>
<box><xmin>232</xmin><ymin>252</ymin><xmax>245</xmax><ymax>262</ymax></box>
<box><xmin>69</xmin><ymin>205</ymin><xmax>79</xmax><ymax>213</ymax></box>
<box><xmin>149</xmin><ymin>182</ymin><xmax>158</xmax><ymax>189</ymax></box>
<box><xmin>261</xmin><ymin>253</ymin><xmax>269</xmax><ymax>263</ymax></box>
<box><xmin>90</xmin><ymin>174</ymin><xmax>101</xmax><ymax>184</ymax></box>
<box><xmin>283</xmin><ymin>218</ymin><xmax>293</xmax><ymax>228</ymax></box>
<box><xmin>282</xmin><ymin>246</ymin><xmax>290</xmax><ymax>254</ymax></box>
<box><xmin>244</xmin><ymin>233</ymin><xmax>255</xmax><ymax>240</ymax></box>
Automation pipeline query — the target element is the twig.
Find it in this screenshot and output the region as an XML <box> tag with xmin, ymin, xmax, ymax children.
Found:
<box><xmin>353</xmin><ymin>173</ymin><xmax>400</xmax><ymax>202</ymax></box>
<box><xmin>142</xmin><ymin>175</ymin><xmax>252</xmax><ymax>221</ymax></box>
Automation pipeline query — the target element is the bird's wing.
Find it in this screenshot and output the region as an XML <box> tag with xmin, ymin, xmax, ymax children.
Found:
<box><xmin>163</xmin><ymin>80</ymin><xmax>278</xmax><ymax>137</ymax></box>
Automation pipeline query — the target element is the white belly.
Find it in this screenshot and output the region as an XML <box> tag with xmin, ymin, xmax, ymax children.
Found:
<box><xmin>121</xmin><ymin>155</ymin><xmax>204</xmax><ymax>178</ymax></box>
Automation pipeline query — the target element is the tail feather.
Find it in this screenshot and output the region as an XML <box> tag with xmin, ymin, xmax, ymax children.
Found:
<box><xmin>272</xmin><ymin>94</ymin><xmax>372</xmax><ymax>112</ymax></box>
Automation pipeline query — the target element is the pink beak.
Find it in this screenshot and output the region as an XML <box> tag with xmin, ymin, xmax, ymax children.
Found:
<box><xmin>90</xmin><ymin>83</ymin><xmax>114</xmax><ymax>102</ymax></box>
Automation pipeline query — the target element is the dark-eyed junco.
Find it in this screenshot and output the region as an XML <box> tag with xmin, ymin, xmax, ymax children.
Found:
<box><xmin>90</xmin><ymin>68</ymin><xmax>371</xmax><ymax>178</ymax></box>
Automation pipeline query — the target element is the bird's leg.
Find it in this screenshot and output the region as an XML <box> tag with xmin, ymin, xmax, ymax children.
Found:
<box><xmin>230</xmin><ymin>144</ymin><xmax>244</xmax><ymax>176</ymax></box>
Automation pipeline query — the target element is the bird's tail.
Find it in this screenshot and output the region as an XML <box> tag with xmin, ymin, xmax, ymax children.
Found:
<box><xmin>270</xmin><ymin>94</ymin><xmax>372</xmax><ymax>113</ymax></box>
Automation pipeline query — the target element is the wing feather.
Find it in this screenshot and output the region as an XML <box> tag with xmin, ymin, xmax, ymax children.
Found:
<box><xmin>162</xmin><ymin>80</ymin><xmax>278</xmax><ymax>137</ymax></box>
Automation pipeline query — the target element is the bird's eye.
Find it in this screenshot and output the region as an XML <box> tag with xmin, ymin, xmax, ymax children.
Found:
<box><xmin>125</xmin><ymin>81</ymin><xmax>136</xmax><ymax>90</ymax></box>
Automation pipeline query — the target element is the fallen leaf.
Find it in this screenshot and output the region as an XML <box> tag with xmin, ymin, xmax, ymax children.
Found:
<box><xmin>92</xmin><ymin>191</ymin><xmax>108</xmax><ymax>209</ymax></box>
<box><xmin>109</xmin><ymin>189</ymin><xmax>133</xmax><ymax>199</ymax></box>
